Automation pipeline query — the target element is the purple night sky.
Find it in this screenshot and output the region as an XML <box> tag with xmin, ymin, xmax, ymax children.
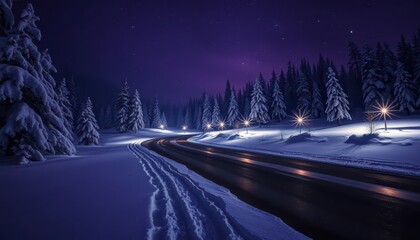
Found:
<box><xmin>15</xmin><ymin>0</ymin><xmax>420</xmax><ymax>104</ymax></box>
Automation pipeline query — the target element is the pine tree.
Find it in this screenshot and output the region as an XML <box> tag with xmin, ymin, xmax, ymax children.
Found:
<box><xmin>161</xmin><ymin>112</ymin><xmax>168</xmax><ymax>128</ymax></box>
<box><xmin>394</xmin><ymin>62</ymin><xmax>416</xmax><ymax>112</ymax></box>
<box><xmin>76</xmin><ymin>98</ymin><xmax>99</xmax><ymax>145</ymax></box>
<box><xmin>325</xmin><ymin>67</ymin><xmax>352</xmax><ymax>124</ymax></box>
<box><xmin>57</xmin><ymin>78</ymin><xmax>74</xmax><ymax>137</ymax></box>
<box><xmin>311</xmin><ymin>79</ymin><xmax>324</xmax><ymax>118</ymax></box>
<box><xmin>296</xmin><ymin>71</ymin><xmax>311</xmax><ymax>113</ymax></box>
<box><xmin>361</xmin><ymin>44</ymin><xmax>385</xmax><ymax>109</ymax></box>
<box><xmin>227</xmin><ymin>90</ymin><xmax>240</xmax><ymax>127</ymax></box>
<box><xmin>115</xmin><ymin>80</ymin><xmax>130</xmax><ymax>133</ymax></box>
<box><xmin>0</xmin><ymin>3</ymin><xmax>75</xmax><ymax>162</ymax></box>
<box><xmin>271</xmin><ymin>80</ymin><xmax>287</xmax><ymax>121</ymax></box>
<box><xmin>211</xmin><ymin>98</ymin><xmax>221</xmax><ymax>126</ymax></box>
<box><xmin>250</xmin><ymin>78</ymin><xmax>270</xmax><ymax>126</ymax></box>
<box><xmin>201</xmin><ymin>94</ymin><xmax>212</xmax><ymax>129</ymax></box>
<box><xmin>128</xmin><ymin>89</ymin><xmax>144</xmax><ymax>132</ymax></box>
<box><xmin>151</xmin><ymin>97</ymin><xmax>162</xmax><ymax>128</ymax></box>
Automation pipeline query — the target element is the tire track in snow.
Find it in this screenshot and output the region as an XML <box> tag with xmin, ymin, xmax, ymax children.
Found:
<box><xmin>128</xmin><ymin>141</ymin><xmax>253</xmax><ymax>240</ymax></box>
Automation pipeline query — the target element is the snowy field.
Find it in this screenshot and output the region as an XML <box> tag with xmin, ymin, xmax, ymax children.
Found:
<box><xmin>0</xmin><ymin>129</ymin><xmax>306</xmax><ymax>240</ymax></box>
<box><xmin>190</xmin><ymin>114</ymin><xmax>420</xmax><ymax>176</ymax></box>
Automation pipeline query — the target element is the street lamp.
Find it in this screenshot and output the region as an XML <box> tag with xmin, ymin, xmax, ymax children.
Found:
<box><xmin>244</xmin><ymin>120</ymin><xmax>250</xmax><ymax>134</ymax></box>
<box><xmin>206</xmin><ymin>123</ymin><xmax>212</xmax><ymax>132</ymax></box>
<box><xmin>182</xmin><ymin>125</ymin><xmax>187</xmax><ymax>133</ymax></box>
<box><xmin>219</xmin><ymin>121</ymin><xmax>225</xmax><ymax>130</ymax></box>
<box><xmin>381</xmin><ymin>107</ymin><xmax>388</xmax><ymax>131</ymax></box>
<box><xmin>374</xmin><ymin>100</ymin><xmax>395</xmax><ymax>132</ymax></box>
<box><xmin>159</xmin><ymin>124</ymin><xmax>164</xmax><ymax>133</ymax></box>
<box><xmin>293</xmin><ymin>111</ymin><xmax>307</xmax><ymax>134</ymax></box>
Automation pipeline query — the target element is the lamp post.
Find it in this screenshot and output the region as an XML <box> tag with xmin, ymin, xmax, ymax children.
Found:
<box><xmin>206</xmin><ymin>123</ymin><xmax>212</xmax><ymax>132</ymax></box>
<box><xmin>297</xmin><ymin>117</ymin><xmax>303</xmax><ymax>134</ymax></box>
<box><xmin>182</xmin><ymin>125</ymin><xmax>187</xmax><ymax>133</ymax></box>
<box><xmin>219</xmin><ymin>121</ymin><xmax>225</xmax><ymax>130</ymax></box>
<box><xmin>381</xmin><ymin>107</ymin><xmax>388</xmax><ymax>131</ymax></box>
<box><xmin>159</xmin><ymin>124</ymin><xmax>164</xmax><ymax>133</ymax></box>
<box><xmin>244</xmin><ymin>120</ymin><xmax>250</xmax><ymax>134</ymax></box>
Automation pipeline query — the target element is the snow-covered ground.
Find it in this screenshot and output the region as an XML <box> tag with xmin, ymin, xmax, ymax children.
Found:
<box><xmin>190</xmin><ymin>115</ymin><xmax>420</xmax><ymax>176</ymax></box>
<box><xmin>0</xmin><ymin>129</ymin><xmax>306</xmax><ymax>239</ymax></box>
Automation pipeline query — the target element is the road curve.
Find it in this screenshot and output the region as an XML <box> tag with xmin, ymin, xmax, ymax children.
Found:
<box><xmin>142</xmin><ymin>134</ymin><xmax>420</xmax><ymax>240</ymax></box>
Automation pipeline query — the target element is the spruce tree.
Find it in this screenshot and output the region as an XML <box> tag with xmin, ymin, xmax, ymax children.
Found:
<box><xmin>128</xmin><ymin>89</ymin><xmax>144</xmax><ymax>132</ymax></box>
<box><xmin>57</xmin><ymin>78</ymin><xmax>74</xmax><ymax>137</ymax></box>
<box><xmin>151</xmin><ymin>97</ymin><xmax>162</xmax><ymax>128</ymax></box>
<box><xmin>161</xmin><ymin>112</ymin><xmax>168</xmax><ymax>128</ymax></box>
<box><xmin>76</xmin><ymin>98</ymin><xmax>99</xmax><ymax>145</ymax></box>
<box><xmin>296</xmin><ymin>72</ymin><xmax>311</xmax><ymax>113</ymax></box>
<box><xmin>211</xmin><ymin>98</ymin><xmax>221</xmax><ymax>126</ymax></box>
<box><xmin>249</xmin><ymin>78</ymin><xmax>270</xmax><ymax>126</ymax></box>
<box><xmin>361</xmin><ymin>44</ymin><xmax>385</xmax><ymax>109</ymax></box>
<box><xmin>227</xmin><ymin>90</ymin><xmax>240</xmax><ymax>127</ymax></box>
<box><xmin>271</xmin><ymin>80</ymin><xmax>287</xmax><ymax>121</ymax></box>
<box><xmin>394</xmin><ymin>62</ymin><xmax>416</xmax><ymax>113</ymax></box>
<box><xmin>311</xmin><ymin>79</ymin><xmax>324</xmax><ymax>118</ymax></box>
<box><xmin>0</xmin><ymin>3</ymin><xmax>75</xmax><ymax>162</ymax></box>
<box><xmin>201</xmin><ymin>94</ymin><xmax>212</xmax><ymax>129</ymax></box>
<box><xmin>325</xmin><ymin>67</ymin><xmax>352</xmax><ymax>124</ymax></box>
<box><xmin>115</xmin><ymin>80</ymin><xmax>130</xmax><ymax>133</ymax></box>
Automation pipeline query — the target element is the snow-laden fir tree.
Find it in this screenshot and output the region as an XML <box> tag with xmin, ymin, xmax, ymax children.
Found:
<box><xmin>361</xmin><ymin>45</ymin><xmax>385</xmax><ymax>109</ymax></box>
<box><xmin>325</xmin><ymin>67</ymin><xmax>352</xmax><ymax>125</ymax></box>
<box><xmin>0</xmin><ymin>3</ymin><xmax>75</xmax><ymax>163</ymax></box>
<box><xmin>201</xmin><ymin>94</ymin><xmax>212</xmax><ymax>129</ymax></box>
<box><xmin>211</xmin><ymin>98</ymin><xmax>221</xmax><ymax>126</ymax></box>
<box><xmin>128</xmin><ymin>89</ymin><xmax>144</xmax><ymax>132</ymax></box>
<box><xmin>271</xmin><ymin>81</ymin><xmax>287</xmax><ymax>121</ymax></box>
<box><xmin>311</xmin><ymin>80</ymin><xmax>324</xmax><ymax>118</ymax></box>
<box><xmin>227</xmin><ymin>90</ymin><xmax>240</xmax><ymax>127</ymax></box>
<box><xmin>161</xmin><ymin>112</ymin><xmax>167</xmax><ymax>128</ymax></box>
<box><xmin>394</xmin><ymin>62</ymin><xmax>416</xmax><ymax>113</ymax></box>
<box><xmin>115</xmin><ymin>80</ymin><xmax>130</xmax><ymax>133</ymax></box>
<box><xmin>76</xmin><ymin>98</ymin><xmax>99</xmax><ymax>145</ymax></box>
<box><xmin>249</xmin><ymin>78</ymin><xmax>270</xmax><ymax>126</ymax></box>
<box><xmin>151</xmin><ymin>97</ymin><xmax>162</xmax><ymax>128</ymax></box>
<box><xmin>57</xmin><ymin>78</ymin><xmax>74</xmax><ymax>137</ymax></box>
<box><xmin>296</xmin><ymin>72</ymin><xmax>311</xmax><ymax>113</ymax></box>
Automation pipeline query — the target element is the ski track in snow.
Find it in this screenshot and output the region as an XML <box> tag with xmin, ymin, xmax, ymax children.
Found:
<box><xmin>128</xmin><ymin>141</ymin><xmax>252</xmax><ymax>240</ymax></box>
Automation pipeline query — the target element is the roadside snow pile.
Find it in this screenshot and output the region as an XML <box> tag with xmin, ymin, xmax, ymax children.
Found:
<box><xmin>190</xmin><ymin>116</ymin><xmax>420</xmax><ymax>176</ymax></box>
<box><xmin>286</xmin><ymin>133</ymin><xmax>327</xmax><ymax>144</ymax></box>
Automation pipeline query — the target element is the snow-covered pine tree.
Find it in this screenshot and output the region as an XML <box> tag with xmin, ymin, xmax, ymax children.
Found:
<box><xmin>151</xmin><ymin>97</ymin><xmax>162</xmax><ymax>128</ymax></box>
<box><xmin>0</xmin><ymin>3</ymin><xmax>75</xmax><ymax>163</ymax></box>
<box><xmin>201</xmin><ymin>94</ymin><xmax>212</xmax><ymax>129</ymax></box>
<box><xmin>249</xmin><ymin>78</ymin><xmax>270</xmax><ymax>126</ymax></box>
<box><xmin>76</xmin><ymin>98</ymin><xmax>99</xmax><ymax>145</ymax></box>
<box><xmin>394</xmin><ymin>62</ymin><xmax>416</xmax><ymax>113</ymax></box>
<box><xmin>57</xmin><ymin>78</ymin><xmax>74</xmax><ymax>137</ymax></box>
<box><xmin>325</xmin><ymin>67</ymin><xmax>352</xmax><ymax>125</ymax></box>
<box><xmin>211</xmin><ymin>98</ymin><xmax>221</xmax><ymax>126</ymax></box>
<box><xmin>296</xmin><ymin>72</ymin><xmax>311</xmax><ymax>113</ymax></box>
<box><xmin>361</xmin><ymin>44</ymin><xmax>385</xmax><ymax>110</ymax></box>
<box><xmin>161</xmin><ymin>112</ymin><xmax>168</xmax><ymax>128</ymax></box>
<box><xmin>227</xmin><ymin>90</ymin><xmax>239</xmax><ymax>127</ymax></box>
<box><xmin>271</xmin><ymin>80</ymin><xmax>287</xmax><ymax>121</ymax></box>
<box><xmin>194</xmin><ymin>103</ymin><xmax>202</xmax><ymax>130</ymax></box>
<box><xmin>128</xmin><ymin>89</ymin><xmax>144</xmax><ymax>132</ymax></box>
<box><xmin>115</xmin><ymin>80</ymin><xmax>130</xmax><ymax>133</ymax></box>
<box><xmin>311</xmin><ymin>79</ymin><xmax>324</xmax><ymax>118</ymax></box>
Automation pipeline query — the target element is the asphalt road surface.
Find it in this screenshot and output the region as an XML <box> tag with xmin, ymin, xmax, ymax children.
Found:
<box><xmin>142</xmin><ymin>135</ymin><xmax>420</xmax><ymax>240</ymax></box>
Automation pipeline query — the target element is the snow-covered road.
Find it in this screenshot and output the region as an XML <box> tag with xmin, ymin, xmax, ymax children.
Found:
<box><xmin>128</xmin><ymin>140</ymin><xmax>306</xmax><ymax>240</ymax></box>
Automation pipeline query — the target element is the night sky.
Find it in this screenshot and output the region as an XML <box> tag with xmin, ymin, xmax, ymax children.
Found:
<box><xmin>14</xmin><ymin>0</ymin><xmax>420</xmax><ymax>104</ymax></box>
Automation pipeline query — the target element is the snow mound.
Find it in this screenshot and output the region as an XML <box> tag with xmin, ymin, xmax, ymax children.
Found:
<box><xmin>286</xmin><ymin>133</ymin><xmax>327</xmax><ymax>144</ymax></box>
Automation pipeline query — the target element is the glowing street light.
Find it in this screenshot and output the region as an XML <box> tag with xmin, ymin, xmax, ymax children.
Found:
<box><xmin>206</xmin><ymin>123</ymin><xmax>212</xmax><ymax>132</ymax></box>
<box><xmin>244</xmin><ymin>120</ymin><xmax>250</xmax><ymax>134</ymax></box>
<box><xmin>219</xmin><ymin>121</ymin><xmax>225</xmax><ymax>130</ymax></box>
<box><xmin>159</xmin><ymin>124</ymin><xmax>164</xmax><ymax>133</ymax></box>
<box><xmin>182</xmin><ymin>125</ymin><xmax>187</xmax><ymax>133</ymax></box>
<box><xmin>293</xmin><ymin>111</ymin><xmax>308</xmax><ymax>134</ymax></box>
<box><xmin>374</xmin><ymin>100</ymin><xmax>396</xmax><ymax>132</ymax></box>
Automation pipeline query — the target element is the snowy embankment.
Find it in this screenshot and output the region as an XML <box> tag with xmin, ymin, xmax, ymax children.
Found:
<box><xmin>0</xmin><ymin>128</ymin><xmax>306</xmax><ymax>239</ymax></box>
<box><xmin>190</xmin><ymin>116</ymin><xmax>420</xmax><ymax>176</ymax></box>
<box><xmin>128</xmin><ymin>137</ymin><xmax>306</xmax><ymax>240</ymax></box>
